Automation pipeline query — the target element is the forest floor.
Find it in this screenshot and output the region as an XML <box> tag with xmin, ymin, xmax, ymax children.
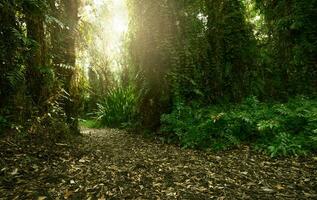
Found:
<box><xmin>0</xmin><ymin>128</ymin><xmax>317</xmax><ymax>200</ymax></box>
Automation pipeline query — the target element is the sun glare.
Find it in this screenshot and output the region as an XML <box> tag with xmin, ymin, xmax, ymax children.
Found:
<box><xmin>93</xmin><ymin>0</ymin><xmax>103</xmax><ymax>6</ymax></box>
<box><xmin>110</xmin><ymin>0</ymin><xmax>128</xmax><ymax>34</ymax></box>
<box><xmin>80</xmin><ymin>0</ymin><xmax>129</xmax><ymax>72</ymax></box>
<box><xmin>112</xmin><ymin>16</ymin><xmax>128</xmax><ymax>34</ymax></box>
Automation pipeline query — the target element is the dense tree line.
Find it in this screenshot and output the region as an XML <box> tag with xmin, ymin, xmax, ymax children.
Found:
<box><xmin>125</xmin><ymin>0</ymin><xmax>316</xmax><ymax>130</ymax></box>
<box><xmin>255</xmin><ymin>0</ymin><xmax>317</xmax><ymax>97</ymax></box>
<box><xmin>0</xmin><ymin>0</ymin><xmax>82</xmax><ymax>136</ymax></box>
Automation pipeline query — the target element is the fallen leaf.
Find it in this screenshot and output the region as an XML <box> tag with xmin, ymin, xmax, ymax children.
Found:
<box><xmin>64</xmin><ymin>189</ymin><xmax>73</xmax><ymax>199</ymax></box>
<box><xmin>98</xmin><ymin>195</ymin><xmax>106</xmax><ymax>200</ymax></box>
<box><xmin>10</xmin><ymin>168</ymin><xmax>18</xmax><ymax>175</ymax></box>
<box><xmin>37</xmin><ymin>196</ymin><xmax>46</xmax><ymax>200</ymax></box>
<box><xmin>303</xmin><ymin>192</ymin><xmax>317</xmax><ymax>198</ymax></box>
<box><xmin>261</xmin><ymin>187</ymin><xmax>274</xmax><ymax>193</ymax></box>
<box><xmin>56</xmin><ymin>143</ymin><xmax>68</xmax><ymax>146</ymax></box>
<box><xmin>275</xmin><ymin>184</ymin><xmax>284</xmax><ymax>190</ymax></box>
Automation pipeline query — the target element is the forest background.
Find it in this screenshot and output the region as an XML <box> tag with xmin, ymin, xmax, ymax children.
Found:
<box><xmin>0</xmin><ymin>0</ymin><xmax>316</xmax><ymax>157</ymax></box>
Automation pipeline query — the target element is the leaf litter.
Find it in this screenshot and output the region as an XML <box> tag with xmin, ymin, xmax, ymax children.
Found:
<box><xmin>0</xmin><ymin>128</ymin><xmax>316</xmax><ymax>199</ymax></box>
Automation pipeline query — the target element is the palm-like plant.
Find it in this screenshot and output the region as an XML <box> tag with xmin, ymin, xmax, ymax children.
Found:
<box><xmin>95</xmin><ymin>86</ymin><xmax>138</xmax><ymax>128</ymax></box>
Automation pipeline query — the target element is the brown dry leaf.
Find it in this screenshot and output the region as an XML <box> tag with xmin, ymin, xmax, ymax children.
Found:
<box><xmin>196</xmin><ymin>186</ymin><xmax>207</xmax><ymax>192</ymax></box>
<box><xmin>275</xmin><ymin>184</ymin><xmax>284</xmax><ymax>190</ymax></box>
<box><xmin>1</xmin><ymin>128</ymin><xmax>316</xmax><ymax>199</ymax></box>
<box><xmin>98</xmin><ymin>195</ymin><xmax>106</xmax><ymax>200</ymax></box>
<box><xmin>261</xmin><ymin>187</ymin><xmax>274</xmax><ymax>193</ymax></box>
<box><xmin>64</xmin><ymin>189</ymin><xmax>73</xmax><ymax>199</ymax></box>
<box><xmin>10</xmin><ymin>168</ymin><xmax>18</xmax><ymax>175</ymax></box>
<box><xmin>303</xmin><ymin>192</ymin><xmax>317</xmax><ymax>198</ymax></box>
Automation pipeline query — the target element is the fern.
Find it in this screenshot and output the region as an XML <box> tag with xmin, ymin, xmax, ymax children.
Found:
<box><xmin>6</xmin><ymin>66</ymin><xmax>25</xmax><ymax>90</ymax></box>
<box><xmin>161</xmin><ymin>96</ymin><xmax>317</xmax><ymax>156</ymax></box>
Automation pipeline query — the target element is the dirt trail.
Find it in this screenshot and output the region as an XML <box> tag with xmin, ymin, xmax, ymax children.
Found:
<box><xmin>0</xmin><ymin>128</ymin><xmax>316</xmax><ymax>199</ymax></box>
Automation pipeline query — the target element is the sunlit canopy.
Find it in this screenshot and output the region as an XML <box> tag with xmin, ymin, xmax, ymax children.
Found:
<box><xmin>78</xmin><ymin>0</ymin><xmax>129</xmax><ymax>72</ymax></box>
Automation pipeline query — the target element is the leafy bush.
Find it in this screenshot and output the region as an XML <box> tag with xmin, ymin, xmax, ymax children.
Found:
<box><xmin>25</xmin><ymin>88</ymin><xmax>74</xmax><ymax>140</ymax></box>
<box><xmin>161</xmin><ymin>96</ymin><xmax>317</xmax><ymax>156</ymax></box>
<box><xmin>95</xmin><ymin>86</ymin><xmax>138</xmax><ymax>128</ymax></box>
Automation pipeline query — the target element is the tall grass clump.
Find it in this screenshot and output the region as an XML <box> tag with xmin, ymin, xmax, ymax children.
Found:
<box><xmin>95</xmin><ymin>86</ymin><xmax>138</xmax><ymax>128</ymax></box>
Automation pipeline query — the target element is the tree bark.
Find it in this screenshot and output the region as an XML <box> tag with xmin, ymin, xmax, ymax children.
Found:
<box><xmin>62</xmin><ymin>0</ymin><xmax>80</xmax><ymax>133</ymax></box>
<box><xmin>25</xmin><ymin>10</ymin><xmax>46</xmax><ymax>105</ymax></box>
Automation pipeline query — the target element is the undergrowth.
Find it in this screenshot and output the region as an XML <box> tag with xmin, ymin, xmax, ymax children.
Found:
<box><xmin>94</xmin><ymin>86</ymin><xmax>138</xmax><ymax>128</ymax></box>
<box><xmin>161</xmin><ymin>96</ymin><xmax>317</xmax><ymax>157</ymax></box>
<box><xmin>79</xmin><ymin>119</ymin><xmax>98</xmax><ymax>129</ymax></box>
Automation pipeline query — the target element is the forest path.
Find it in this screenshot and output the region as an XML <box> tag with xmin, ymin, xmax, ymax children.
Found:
<box><xmin>1</xmin><ymin>128</ymin><xmax>316</xmax><ymax>199</ymax></box>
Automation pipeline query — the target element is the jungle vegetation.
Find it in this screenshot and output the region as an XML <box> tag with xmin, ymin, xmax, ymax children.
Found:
<box><xmin>1</xmin><ymin>0</ymin><xmax>316</xmax><ymax>157</ymax></box>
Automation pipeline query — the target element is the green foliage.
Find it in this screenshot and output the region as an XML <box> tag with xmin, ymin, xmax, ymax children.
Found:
<box><xmin>254</xmin><ymin>0</ymin><xmax>317</xmax><ymax>97</ymax></box>
<box><xmin>95</xmin><ymin>86</ymin><xmax>138</xmax><ymax>128</ymax></box>
<box><xmin>0</xmin><ymin>0</ymin><xmax>82</xmax><ymax>137</ymax></box>
<box><xmin>161</xmin><ymin>97</ymin><xmax>317</xmax><ymax>156</ymax></box>
<box><xmin>126</xmin><ymin>0</ymin><xmax>316</xmax><ymax>133</ymax></box>
<box><xmin>6</xmin><ymin>66</ymin><xmax>26</xmax><ymax>91</ymax></box>
<box><xmin>79</xmin><ymin>119</ymin><xmax>98</xmax><ymax>129</ymax></box>
<box><xmin>265</xmin><ymin>133</ymin><xmax>306</xmax><ymax>158</ymax></box>
<box><xmin>1</xmin><ymin>0</ymin><xmax>316</xmax><ymax>155</ymax></box>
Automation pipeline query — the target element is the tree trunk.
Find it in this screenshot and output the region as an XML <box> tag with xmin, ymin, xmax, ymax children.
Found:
<box><xmin>25</xmin><ymin>11</ymin><xmax>46</xmax><ymax>105</ymax></box>
<box><xmin>62</xmin><ymin>0</ymin><xmax>80</xmax><ymax>133</ymax></box>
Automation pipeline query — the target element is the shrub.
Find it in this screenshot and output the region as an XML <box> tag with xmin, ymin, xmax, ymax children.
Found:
<box><xmin>161</xmin><ymin>96</ymin><xmax>317</xmax><ymax>156</ymax></box>
<box><xmin>95</xmin><ymin>86</ymin><xmax>138</xmax><ymax>128</ymax></box>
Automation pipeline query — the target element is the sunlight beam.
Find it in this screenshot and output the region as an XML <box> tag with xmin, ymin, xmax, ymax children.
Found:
<box><xmin>79</xmin><ymin>0</ymin><xmax>129</xmax><ymax>72</ymax></box>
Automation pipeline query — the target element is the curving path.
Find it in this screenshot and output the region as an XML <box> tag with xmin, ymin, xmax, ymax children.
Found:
<box><xmin>0</xmin><ymin>128</ymin><xmax>316</xmax><ymax>199</ymax></box>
